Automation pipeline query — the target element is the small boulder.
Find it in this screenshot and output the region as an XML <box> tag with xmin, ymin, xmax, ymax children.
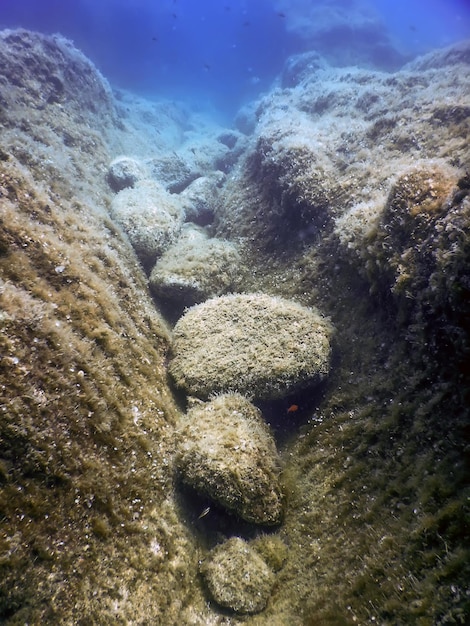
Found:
<box><xmin>169</xmin><ymin>293</ymin><xmax>333</xmax><ymax>400</ymax></box>
<box><xmin>110</xmin><ymin>179</ymin><xmax>184</xmax><ymax>270</ymax></box>
<box><xmin>107</xmin><ymin>156</ymin><xmax>146</xmax><ymax>192</ymax></box>
<box><xmin>176</xmin><ymin>393</ymin><xmax>284</xmax><ymax>525</ymax></box>
<box><xmin>200</xmin><ymin>537</ymin><xmax>275</xmax><ymax>614</ymax></box>
<box><xmin>180</xmin><ymin>173</ymin><xmax>224</xmax><ymax>226</ymax></box>
<box><xmin>149</xmin><ymin>224</ymin><xmax>240</xmax><ymax>310</ymax></box>
<box><xmin>146</xmin><ymin>153</ymin><xmax>198</xmax><ymax>193</ymax></box>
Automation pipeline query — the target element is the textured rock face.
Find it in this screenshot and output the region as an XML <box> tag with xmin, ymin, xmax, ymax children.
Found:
<box><xmin>0</xmin><ymin>29</ymin><xmax>200</xmax><ymax>626</ymax></box>
<box><xmin>200</xmin><ymin>537</ymin><xmax>275</xmax><ymax>614</ymax></box>
<box><xmin>149</xmin><ymin>224</ymin><xmax>240</xmax><ymax>310</ymax></box>
<box><xmin>216</xmin><ymin>42</ymin><xmax>470</xmax><ymax>253</ymax></box>
<box><xmin>364</xmin><ymin>164</ymin><xmax>470</xmax><ymax>362</ymax></box>
<box><xmin>146</xmin><ymin>153</ymin><xmax>199</xmax><ymax>193</ymax></box>
<box><xmin>180</xmin><ymin>174</ymin><xmax>224</xmax><ymax>226</ymax></box>
<box><xmin>0</xmin><ymin>29</ymin><xmax>116</xmax><ymax>122</ymax></box>
<box><xmin>176</xmin><ymin>394</ymin><xmax>284</xmax><ymax>525</ymax></box>
<box><xmin>169</xmin><ymin>293</ymin><xmax>333</xmax><ymax>400</ymax></box>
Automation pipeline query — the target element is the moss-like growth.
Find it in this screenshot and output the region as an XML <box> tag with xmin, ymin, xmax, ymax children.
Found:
<box><xmin>176</xmin><ymin>393</ymin><xmax>284</xmax><ymax>525</ymax></box>
<box><xmin>251</xmin><ymin>533</ymin><xmax>288</xmax><ymax>572</ymax></box>
<box><xmin>366</xmin><ymin>163</ymin><xmax>470</xmax><ymax>367</ymax></box>
<box><xmin>0</xmin><ymin>30</ymin><xmax>203</xmax><ymax>624</ymax></box>
<box><xmin>200</xmin><ymin>537</ymin><xmax>275</xmax><ymax>614</ymax></box>
<box><xmin>169</xmin><ymin>293</ymin><xmax>333</xmax><ymax>400</ymax></box>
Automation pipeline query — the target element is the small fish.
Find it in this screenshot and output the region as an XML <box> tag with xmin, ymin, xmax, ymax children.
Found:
<box><xmin>203</xmin><ymin>63</ymin><xmax>211</xmax><ymax>71</ymax></box>
<box><xmin>287</xmin><ymin>404</ymin><xmax>299</xmax><ymax>413</ymax></box>
<box><xmin>278</xmin><ymin>12</ymin><xmax>286</xmax><ymax>18</ymax></box>
<box><xmin>198</xmin><ymin>506</ymin><xmax>211</xmax><ymax>519</ymax></box>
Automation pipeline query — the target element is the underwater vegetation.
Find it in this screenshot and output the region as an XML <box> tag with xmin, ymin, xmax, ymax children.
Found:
<box><xmin>0</xmin><ymin>26</ymin><xmax>469</xmax><ymax>625</ymax></box>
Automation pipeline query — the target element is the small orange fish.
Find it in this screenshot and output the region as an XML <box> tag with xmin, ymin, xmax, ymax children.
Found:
<box><xmin>287</xmin><ymin>404</ymin><xmax>299</xmax><ymax>413</ymax></box>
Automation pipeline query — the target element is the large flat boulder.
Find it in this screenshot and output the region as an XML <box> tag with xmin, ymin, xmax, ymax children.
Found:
<box><xmin>169</xmin><ymin>293</ymin><xmax>333</xmax><ymax>400</ymax></box>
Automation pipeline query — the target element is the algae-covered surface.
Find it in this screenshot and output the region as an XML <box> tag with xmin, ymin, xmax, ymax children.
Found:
<box><xmin>0</xmin><ymin>29</ymin><xmax>469</xmax><ymax>625</ymax></box>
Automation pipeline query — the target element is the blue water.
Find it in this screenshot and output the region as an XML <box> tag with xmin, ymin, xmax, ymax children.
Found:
<box><xmin>1</xmin><ymin>0</ymin><xmax>469</xmax><ymax>121</ymax></box>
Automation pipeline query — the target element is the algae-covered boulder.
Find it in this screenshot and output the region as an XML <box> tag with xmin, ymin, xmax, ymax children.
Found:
<box><xmin>107</xmin><ymin>156</ymin><xmax>146</xmax><ymax>192</ymax></box>
<box><xmin>180</xmin><ymin>174</ymin><xmax>224</xmax><ymax>226</ymax></box>
<box><xmin>169</xmin><ymin>293</ymin><xmax>333</xmax><ymax>400</ymax></box>
<box><xmin>176</xmin><ymin>394</ymin><xmax>283</xmax><ymax>525</ymax></box>
<box><xmin>149</xmin><ymin>224</ymin><xmax>240</xmax><ymax>309</ymax></box>
<box><xmin>146</xmin><ymin>153</ymin><xmax>198</xmax><ymax>193</ymax></box>
<box><xmin>110</xmin><ymin>179</ymin><xmax>184</xmax><ymax>270</ymax></box>
<box><xmin>200</xmin><ymin>537</ymin><xmax>275</xmax><ymax>614</ymax></box>
<box><xmin>364</xmin><ymin>163</ymin><xmax>470</xmax><ymax>363</ymax></box>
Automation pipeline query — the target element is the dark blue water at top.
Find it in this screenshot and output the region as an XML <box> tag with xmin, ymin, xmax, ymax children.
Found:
<box><xmin>0</xmin><ymin>0</ymin><xmax>469</xmax><ymax>121</ymax></box>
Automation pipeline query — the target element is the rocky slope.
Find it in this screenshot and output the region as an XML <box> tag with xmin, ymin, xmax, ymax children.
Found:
<box><xmin>1</xmin><ymin>28</ymin><xmax>469</xmax><ymax>625</ymax></box>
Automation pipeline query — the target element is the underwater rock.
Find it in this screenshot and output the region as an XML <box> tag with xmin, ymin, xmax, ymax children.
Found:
<box><xmin>281</xmin><ymin>51</ymin><xmax>329</xmax><ymax>88</ymax></box>
<box><xmin>403</xmin><ymin>39</ymin><xmax>470</xmax><ymax>71</ymax></box>
<box><xmin>213</xmin><ymin>130</ymin><xmax>247</xmax><ymax>172</ymax></box>
<box><xmin>107</xmin><ymin>156</ymin><xmax>146</xmax><ymax>192</ymax></box>
<box><xmin>0</xmin><ymin>29</ymin><xmax>200</xmax><ymax>625</ymax></box>
<box><xmin>149</xmin><ymin>224</ymin><xmax>240</xmax><ymax>310</ymax></box>
<box><xmin>251</xmin><ymin>533</ymin><xmax>289</xmax><ymax>573</ymax></box>
<box><xmin>146</xmin><ymin>153</ymin><xmax>198</xmax><ymax>193</ymax></box>
<box><xmin>3</xmin><ymin>24</ymin><xmax>469</xmax><ymax>625</ymax></box>
<box><xmin>200</xmin><ymin>537</ymin><xmax>275</xmax><ymax>614</ymax></box>
<box><xmin>0</xmin><ymin>29</ymin><xmax>116</xmax><ymax>122</ymax></box>
<box><xmin>110</xmin><ymin>179</ymin><xmax>184</xmax><ymax>270</ymax></box>
<box><xmin>279</xmin><ymin>0</ymin><xmax>405</xmax><ymax>71</ymax></box>
<box><xmin>234</xmin><ymin>101</ymin><xmax>259</xmax><ymax>135</ymax></box>
<box><xmin>180</xmin><ymin>173</ymin><xmax>224</xmax><ymax>226</ymax></box>
<box><xmin>176</xmin><ymin>393</ymin><xmax>283</xmax><ymax>525</ymax></box>
<box><xmin>364</xmin><ymin>162</ymin><xmax>470</xmax><ymax>362</ymax></box>
<box><xmin>181</xmin><ymin>136</ymin><xmax>232</xmax><ymax>175</ymax></box>
<box><xmin>217</xmin><ymin>130</ymin><xmax>242</xmax><ymax>150</ymax></box>
<box><xmin>215</xmin><ymin>40</ymin><xmax>470</xmax><ymax>253</ymax></box>
<box><xmin>169</xmin><ymin>293</ymin><xmax>333</xmax><ymax>400</ymax></box>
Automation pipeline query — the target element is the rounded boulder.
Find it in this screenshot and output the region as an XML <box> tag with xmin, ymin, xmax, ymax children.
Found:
<box><xmin>169</xmin><ymin>293</ymin><xmax>333</xmax><ymax>400</ymax></box>
<box><xmin>176</xmin><ymin>394</ymin><xmax>284</xmax><ymax>525</ymax></box>
<box><xmin>149</xmin><ymin>224</ymin><xmax>240</xmax><ymax>310</ymax></box>
<box><xmin>110</xmin><ymin>179</ymin><xmax>184</xmax><ymax>270</ymax></box>
<box><xmin>200</xmin><ymin>537</ymin><xmax>275</xmax><ymax>614</ymax></box>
